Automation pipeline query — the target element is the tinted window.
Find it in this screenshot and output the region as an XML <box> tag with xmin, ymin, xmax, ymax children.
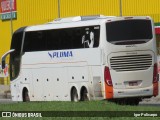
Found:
<box><xmin>106</xmin><ymin>20</ymin><xmax>153</xmax><ymax>45</ymax></box>
<box><xmin>10</xmin><ymin>27</ymin><xmax>27</xmax><ymax>81</ymax></box>
<box><xmin>23</xmin><ymin>26</ymin><xmax>100</xmax><ymax>52</ymax></box>
<box><xmin>23</xmin><ymin>31</ymin><xmax>46</xmax><ymax>52</ymax></box>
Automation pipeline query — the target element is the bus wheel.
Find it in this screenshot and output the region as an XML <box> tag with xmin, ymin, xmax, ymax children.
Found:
<box><xmin>81</xmin><ymin>87</ymin><xmax>89</xmax><ymax>101</ymax></box>
<box><xmin>23</xmin><ymin>88</ymin><xmax>30</xmax><ymax>102</ymax></box>
<box><xmin>71</xmin><ymin>88</ymin><xmax>78</xmax><ymax>102</ymax></box>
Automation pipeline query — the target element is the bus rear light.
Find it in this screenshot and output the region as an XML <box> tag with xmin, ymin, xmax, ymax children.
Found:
<box><xmin>153</xmin><ymin>63</ymin><xmax>158</xmax><ymax>83</ymax></box>
<box><xmin>104</xmin><ymin>66</ymin><xmax>113</xmax><ymax>86</ymax></box>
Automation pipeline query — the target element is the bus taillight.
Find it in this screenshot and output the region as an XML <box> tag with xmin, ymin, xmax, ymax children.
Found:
<box><xmin>153</xmin><ymin>63</ymin><xmax>158</xmax><ymax>83</ymax></box>
<box><xmin>104</xmin><ymin>66</ymin><xmax>113</xmax><ymax>86</ymax></box>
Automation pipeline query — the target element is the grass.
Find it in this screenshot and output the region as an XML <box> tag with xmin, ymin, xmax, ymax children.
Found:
<box><xmin>0</xmin><ymin>100</ymin><xmax>160</xmax><ymax>111</ymax></box>
<box><xmin>0</xmin><ymin>100</ymin><xmax>160</xmax><ymax>120</ymax></box>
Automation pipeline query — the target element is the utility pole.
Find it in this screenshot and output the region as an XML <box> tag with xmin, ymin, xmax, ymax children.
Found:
<box><xmin>10</xmin><ymin>0</ymin><xmax>13</xmax><ymax>36</ymax></box>
<box><xmin>58</xmin><ymin>0</ymin><xmax>60</xmax><ymax>18</ymax></box>
<box><xmin>120</xmin><ymin>0</ymin><xmax>122</xmax><ymax>16</ymax></box>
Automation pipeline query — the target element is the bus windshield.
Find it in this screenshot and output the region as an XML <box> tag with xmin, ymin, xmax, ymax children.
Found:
<box><xmin>106</xmin><ymin>19</ymin><xmax>153</xmax><ymax>45</ymax></box>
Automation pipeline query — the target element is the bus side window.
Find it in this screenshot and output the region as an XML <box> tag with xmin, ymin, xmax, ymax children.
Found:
<box><xmin>93</xmin><ymin>26</ymin><xmax>100</xmax><ymax>47</ymax></box>
<box><xmin>23</xmin><ymin>25</ymin><xmax>100</xmax><ymax>52</ymax></box>
<box><xmin>73</xmin><ymin>28</ymin><xmax>83</xmax><ymax>49</ymax></box>
<box><xmin>81</xmin><ymin>26</ymin><xmax>100</xmax><ymax>48</ymax></box>
<box><xmin>24</xmin><ymin>31</ymin><xmax>46</xmax><ymax>52</ymax></box>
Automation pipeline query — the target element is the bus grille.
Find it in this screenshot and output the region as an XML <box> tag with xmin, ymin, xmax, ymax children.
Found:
<box><xmin>110</xmin><ymin>54</ymin><xmax>152</xmax><ymax>72</ymax></box>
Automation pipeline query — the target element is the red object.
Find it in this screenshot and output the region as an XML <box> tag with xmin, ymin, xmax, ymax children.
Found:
<box><xmin>104</xmin><ymin>66</ymin><xmax>113</xmax><ymax>99</ymax></box>
<box><xmin>104</xmin><ymin>66</ymin><xmax>113</xmax><ymax>86</ymax></box>
<box><xmin>153</xmin><ymin>63</ymin><xmax>158</xmax><ymax>83</ymax></box>
<box><xmin>153</xmin><ymin>63</ymin><xmax>159</xmax><ymax>96</ymax></box>
<box><xmin>155</xmin><ymin>27</ymin><xmax>160</xmax><ymax>34</ymax></box>
<box><xmin>0</xmin><ymin>0</ymin><xmax>17</xmax><ymax>13</ymax></box>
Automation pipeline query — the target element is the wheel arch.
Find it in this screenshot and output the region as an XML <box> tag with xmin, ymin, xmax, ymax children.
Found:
<box><xmin>22</xmin><ymin>87</ymin><xmax>29</xmax><ymax>102</ymax></box>
<box><xmin>80</xmin><ymin>85</ymin><xmax>89</xmax><ymax>101</ymax></box>
<box><xmin>70</xmin><ymin>85</ymin><xmax>80</xmax><ymax>101</ymax></box>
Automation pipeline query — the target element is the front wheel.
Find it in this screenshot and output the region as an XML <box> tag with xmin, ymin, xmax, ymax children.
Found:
<box><xmin>23</xmin><ymin>89</ymin><xmax>30</xmax><ymax>102</ymax></box>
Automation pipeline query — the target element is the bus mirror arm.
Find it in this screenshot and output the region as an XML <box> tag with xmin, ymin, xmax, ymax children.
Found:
<box><xmin>1</xmin><ymin>49</ymin><xmax>15</xmax><ymax>69</ymax></box>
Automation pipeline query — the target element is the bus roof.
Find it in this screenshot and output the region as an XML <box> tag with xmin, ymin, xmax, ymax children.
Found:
<box><xmin>48</xmin><ymin>15</ymin><xmax>115</xmax><ymax>23</ymax></box>
<box><xmin>25</xmin><ymin>15</ymin><xmax>152</xmax><ymax>32</ymax></box>
<box><xmin>25</xmin><ymin>15</ymin><xmax>115</xmax><ymax>31</ymax></box>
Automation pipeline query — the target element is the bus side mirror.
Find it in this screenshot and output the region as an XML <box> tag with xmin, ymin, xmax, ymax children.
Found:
<box><xmin>1</xmin><ymin>49</ymin><xmax>15</xmax><ymax>69</ymax></box>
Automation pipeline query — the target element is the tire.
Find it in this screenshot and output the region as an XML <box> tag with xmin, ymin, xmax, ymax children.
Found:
<box><xmin>71</xmin><ymin>88</ymin><xmax>78</xmax><ymax>102</ymax></box>
<box><xmin>81</xmin><ymin>88</ymin><xmax>89</xmax><ymax>101</ymax></box>
<box><xmin>23</xmin><ymin>90</ymin><xmax>30</xmax><ymax>102</ymax></box>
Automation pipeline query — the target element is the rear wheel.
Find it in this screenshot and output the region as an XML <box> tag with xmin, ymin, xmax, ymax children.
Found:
<box><xmin>71</xmin><ymin>88</ymin><xmax>78</xmax><ymax>102</ymax></box>
<box><xmin>81</xmin><ymin>88</ymin><xmax>89</xmax><ymax>101</ymax></box>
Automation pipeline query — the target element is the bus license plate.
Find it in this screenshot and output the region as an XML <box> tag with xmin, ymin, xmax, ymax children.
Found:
<box><xmin>129</xmin><ymin>81</ymin><xmax>138</xmax><ymax>86</ymax></box>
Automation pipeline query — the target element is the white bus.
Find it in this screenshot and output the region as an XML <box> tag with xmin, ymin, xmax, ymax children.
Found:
<box><xmin>1</xmin><ymin>15</ymin><xmax>158</xmax><ymax>105</ymax></box>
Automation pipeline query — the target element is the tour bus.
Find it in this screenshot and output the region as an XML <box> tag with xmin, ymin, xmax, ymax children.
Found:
<box><xmin>1</xmin><ymin>15</ymin><xmax>158</xmax><ymax>105</ymax></box>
